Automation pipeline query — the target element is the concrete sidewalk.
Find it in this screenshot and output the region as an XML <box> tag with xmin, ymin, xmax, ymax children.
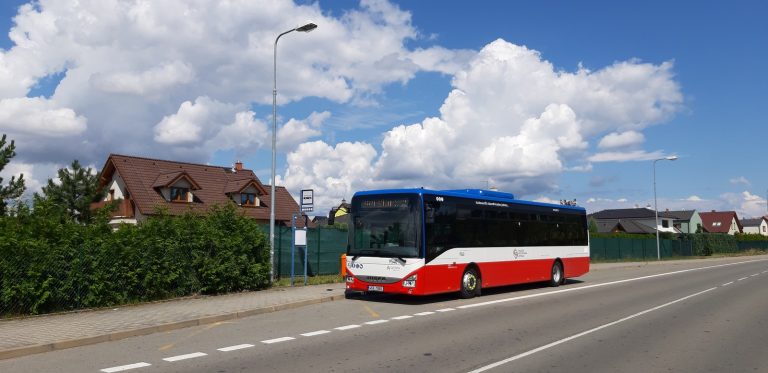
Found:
<box><xmin>0</xmin><ymin>282</ymin><xmax>347</xmax><ymax>360</ymax></box>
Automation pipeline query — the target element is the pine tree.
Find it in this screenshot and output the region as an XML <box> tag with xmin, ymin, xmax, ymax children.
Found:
<box><xmin>38</xmin><ymin>160</ymin><xmax>101</xmax><ymax>223</ymax></box>
<box><xmin>0</xmin><ymin>134</ymin><xmax>26</xmax><ymax>214</ymax></box>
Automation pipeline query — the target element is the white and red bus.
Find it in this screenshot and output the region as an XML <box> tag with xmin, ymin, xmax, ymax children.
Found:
<box><xmin>345</xmin><ymin>188</ymin><xmax>589</xmax><ymax>298</ymax></box>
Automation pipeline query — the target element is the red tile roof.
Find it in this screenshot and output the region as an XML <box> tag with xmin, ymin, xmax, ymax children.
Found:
<box><xmin>98</xmin><ymin>154</ymin><xmax>303</xmax><ymax>226</ymax></box>
<box><xmin>698</xmin><ymin>211</ymin><xmax>742</xmax><ymax>233</ymax></box>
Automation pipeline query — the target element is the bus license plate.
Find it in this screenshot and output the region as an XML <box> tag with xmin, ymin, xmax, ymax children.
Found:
<box><xmin>368</xmin><ymin>285</ymin><xmax>384</xmax><ymax>292</ymax></box>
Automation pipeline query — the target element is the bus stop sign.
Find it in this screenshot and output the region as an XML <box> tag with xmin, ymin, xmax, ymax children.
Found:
<box><xmin>301</xmin><ymin>189</ymin><xmax>313</xmax><ymax>212</ymax></box>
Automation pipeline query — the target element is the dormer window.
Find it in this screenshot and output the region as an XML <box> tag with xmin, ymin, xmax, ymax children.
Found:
<box><xmin>170</xmin><ymin>187</ymin><xmax>189</xmax><ymax>202</ymax></box>
<box><xmin>241</xmin><ymin>193</ymin><xmax>257</xmax><ymax>207</ymax></box>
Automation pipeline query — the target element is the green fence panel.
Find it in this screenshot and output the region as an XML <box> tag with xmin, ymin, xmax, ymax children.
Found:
<box><xmin>317</xmin><ymin>228</ymin><xmax>348</xmax><ymax>275</ymax></box>
<box><xmin>737</xmin><ymin>241</ymin><xmax>768</xmax><ymax>251</ymax></box>
<box><xmin>259</xmin><ymin>225</ymin><xmax>348</xmax><ymax>277</ymax></box>
<box><xmin>590</xmin><ymin>237</ymin><xmax>698</xmax><ymax>261</ymax></box>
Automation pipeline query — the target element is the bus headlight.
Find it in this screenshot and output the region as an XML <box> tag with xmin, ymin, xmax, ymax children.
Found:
<box><xmin>402</xmin><ymin>275</ymin><xmax>417</xmax><ymax>288</ymax></box>
<box><xmin>346</xmin><ymin>275</ymin><xmax>355</xmax><ymax>283</ymax></box>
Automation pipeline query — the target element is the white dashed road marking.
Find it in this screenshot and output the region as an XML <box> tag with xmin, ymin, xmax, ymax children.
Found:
<box><xmin>436</xmin><ymin>308</ymin><xmax>456</xmax><ymax>312</ymax></box>
<box><xmin>100</xmin><ymin>362</ymin><xmax>152</xmax><ymax>373</ymax></box>
<box><xmin>365</xmin><ymin>320</ymin><xmax>389</xmax><ymax>325</ymax></box>
<box><xmin>301</xmin><ymin>330</ymin><xmax>331</xmax><ymax>337</ymax></box>
<box><xmin>217</xmin><ymin>344</ymin><xmax>254</xmax><ymax>352</ymax></box>
<box><xmin>414</xmin><ymin>311</ymin><xmax>435</xmax><ymax>316</ymax></box>
<box><xmin>391</xmin><ymin>315</ymin><xmax>414</xmax><ymax>320</ymax></box>
<box><xmin>751</xmin><ymin>274</ymin><xmax>759</xmax><ymax>277</ymax></box>
<box><xmin>722</xmin><ymin>281</ymin><xmax>734</xmax><ymax>286</ymax></box>
<box><xmin>261</xmin><ymin>337</ymin><xmax>295</xmax><ymax>344</ymax></box>
<box><xmin>335</xmin><ymin>324</ymin><xmax>361</xmax><ymax>330</ymax></box>
<box><xmin>162</xmin><ymin>352</ymin><xmax>207</xmax><ymax>362</ymax></box>
<box><xmin>738</xmin><ymin>277</ymin><xmax>748</xmax><ymax>281</ymax></box>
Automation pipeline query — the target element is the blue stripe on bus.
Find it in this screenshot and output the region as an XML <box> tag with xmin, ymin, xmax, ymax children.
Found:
<box><xmin>352</xmin><ymin>188</ymin><xmax>586</xmax><ymax>212</ymax></box>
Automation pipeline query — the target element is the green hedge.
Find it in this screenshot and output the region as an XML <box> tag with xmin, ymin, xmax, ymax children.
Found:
<box><xmin>0</xmin><ymin>203</ymin><xmax>269</xmax><ymax>316</ymax></box>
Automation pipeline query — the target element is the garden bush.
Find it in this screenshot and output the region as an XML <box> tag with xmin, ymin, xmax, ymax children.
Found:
<box><xmin>0</xmin><ymin>203</ymin><xmax>270</xmax><ymax>316</ymax></box>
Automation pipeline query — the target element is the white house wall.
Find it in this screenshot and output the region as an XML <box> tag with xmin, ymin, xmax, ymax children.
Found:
<box><xmin>103</xmin><ymin>173</ymin><xmax>128</xmax><ymax>201</ymax></box>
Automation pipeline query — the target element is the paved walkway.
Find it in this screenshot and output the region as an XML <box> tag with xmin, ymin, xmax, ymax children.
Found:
<box><xmin>0</xmin><ymin>282</ymin><xmax>347</xmax><ymax>360</ymax></box>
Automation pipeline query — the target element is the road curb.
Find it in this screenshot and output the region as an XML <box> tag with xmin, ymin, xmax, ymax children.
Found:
<box><xmin>0</xmin><ymin>293</ymin><xmax>346</xmax><ymax>361</ymax></box>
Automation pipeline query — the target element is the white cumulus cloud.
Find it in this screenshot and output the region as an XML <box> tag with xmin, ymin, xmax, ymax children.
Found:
<box><xmin>598</xmin><ymin>130</ymin><xmax>645</xmax><ymax>149</ymax></box>
<box><xmin>0</xmin><ymin>97</ymin><xmax>86</xmax><ymax>137</ymax></box>
<box><xmin>0</xmin><ymin>0</ymin><xmax>472</xmax><ymax>166</ymax></box>
<box><xmin>284</xmin><ymin>39</ymin><xmax>684</xmax><ymax>212</ymax></box>
<box><xmin>729</xmin><ymin>176</ymin><xmax>751</xmax><ymax>187</ymax></box>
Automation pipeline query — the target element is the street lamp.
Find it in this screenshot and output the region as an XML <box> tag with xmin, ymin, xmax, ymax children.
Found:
<box><xmin>654</xmin><ymin>155</ymin><xmax>678</xmax><ymax>261</ymax></box>
<box><xmin>270</xmin><ymin>21</ymin><xmax>317</xmax><ymax>282</ymax></box>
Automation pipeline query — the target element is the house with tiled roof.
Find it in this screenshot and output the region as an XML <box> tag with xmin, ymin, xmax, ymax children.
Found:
<box><xmin>741</xmin><ymin>217</ymin><xmax>768</xmax><ymax>236</ymax></box>
<box><xmin>91</xmin><ymin>154</ymin><xmax>303</xmax><ymax>228</ymax></box>
<box><xmin>698</xmin><ymin>211</ymin><xmax>742</xmax><ymax>235</ymax></box>
<box><xmin>660</xmin><ymin>210</ymin><xmax>703</xmax><ymax>234</ymax></box>
<box><xmin>588</xmin><ymin>208</ymin><xmax>679</xmax><ymax>234</ymax></box>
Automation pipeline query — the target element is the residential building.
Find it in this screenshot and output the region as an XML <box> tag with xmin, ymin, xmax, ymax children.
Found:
<box><xmin>660</xmin><ymin>210</ymin><xmax>703</xmax><ymax>234</ymax></box>
<box><xmin>92</xmin><ymin>154</ymin><xmax>303</xmax><ymax>228</ymax></box>
<box><xmin>326</xmin><ymin>198</ymin><xmax>351</xmax><ymax>226</ymax></box>
<box><xmin>588</xmin><ymin>208</ymin><xmax>679</xmax><ymax>234</ymax></box>
<box><xmin>741</xmin><ymin>217</ymin><xmax>768</xmax><ymax>236</ymax></box>
<box><xmin>698</xmin><ymin>211</ymin><xmax>742</xmax><ymax>235</ymax></box>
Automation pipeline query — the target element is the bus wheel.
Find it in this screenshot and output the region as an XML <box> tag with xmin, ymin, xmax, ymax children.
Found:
<box><xmin>549</xmin><ymin>261</ymin><xmax>563</xmax><ymax>287</ymax></box>
<box><xmin>460</xmin><ymin>267</ymin><xmax>480</xmax><ymax>299</ymax></box>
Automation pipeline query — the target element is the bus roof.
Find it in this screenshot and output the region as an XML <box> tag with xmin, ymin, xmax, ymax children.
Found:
<box><xmin>352</xmin><ymin>188</ymin><xmax>586</xmax><ymax>212</ymax></box>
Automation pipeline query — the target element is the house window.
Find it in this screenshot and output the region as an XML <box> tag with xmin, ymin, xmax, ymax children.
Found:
<box><xmin>170</xmin><ymin>187</ymin><xmax>189</xmax><ymax>202</ymax></box>
<box><xmin>108</xmin><ymin>189</ymin><xmax>115</xmax><ymax>201</ymax></box>
<box><xmin>662</xmin><ymin>220</ymin><xmax>669</xmax><ymax>228</ymax></box>
<box><xmin>241</xmin><ymin>193</ymin><xmax>257</xmax><ymax>207</ymax></box>
<box><xmin>763</xmin><ymin>226</ymin><xmax>766</xmax><ymax>233</ymax></box>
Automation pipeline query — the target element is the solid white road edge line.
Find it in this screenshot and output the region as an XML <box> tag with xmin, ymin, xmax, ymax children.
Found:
<box><xmin>100</xmin><ymin>362</ymin><xmax>151</xmax><ymax>373</ymax></box>
<box><xmin>261</xmin><ymin>337</ymin><xmax>295</xmax><ymax>344</ymax></box>
<box><xmin>467</xmin><ymin>287</ymin><xmax>718</xmax><ymax>373</ymax></box>
<box><xmin>301</xmin><ymin>330</ymin><xmax>331</xmax><ymax>337</ymax></box>
<box><xmin>162</xmin><ymin>352</ymin><xmax>207</xmax><ymax>362</ymax></box>
<box><xmin>457</xmin><ymin>259</ymin><xmax>764</xmax><ymax>310</ymax></box>
<box><xmin>217</xmin><ymin>344</ymin><xmax>255</xmax><ymax>352</ymax></box>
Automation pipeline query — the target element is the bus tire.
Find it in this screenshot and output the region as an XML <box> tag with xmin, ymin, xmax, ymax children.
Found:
<box><xmin>459</xmin><ymin>267</ymin><xmax>481</xmax><ymax>299</ymax></box>
<box><xmin>549</xmin><ymin>261</ymin><xmax>563</xmax><ymax>287</ymax></box>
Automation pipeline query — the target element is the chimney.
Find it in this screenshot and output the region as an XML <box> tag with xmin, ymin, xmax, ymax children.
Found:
<box><xmin>234</xmin><ymin>161</ymin><xmax>243</xmax><ymax>171</ymax></box>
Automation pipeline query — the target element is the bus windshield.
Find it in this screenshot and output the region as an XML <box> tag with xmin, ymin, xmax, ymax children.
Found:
<box><xmin>348</xmin><ymin>195</ymin><xmax>421</xmax><ymax>258</ymax></box>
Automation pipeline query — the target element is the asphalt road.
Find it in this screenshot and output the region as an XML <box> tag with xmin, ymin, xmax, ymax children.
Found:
<box><xmin>3</xmin><ymin>257</ymin><xmax>767</xmax><ymax>373</ymax></box>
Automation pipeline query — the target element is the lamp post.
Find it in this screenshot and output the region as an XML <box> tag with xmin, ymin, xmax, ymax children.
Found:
<box><xmin>270</xmin><ymin>21</ymin><xmax>317</xmax><ymax>282</ymax></box>
<box><xmin>654</xmin><ymin>155</ymin><xmax>678</xmax><ymax>261</ymax></box>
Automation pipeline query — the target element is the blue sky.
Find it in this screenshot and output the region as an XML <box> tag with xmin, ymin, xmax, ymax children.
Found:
<box><xmin>0</xmin><ymin>0</ymin><xmax>766</xmax><ymax>217</ymax></box>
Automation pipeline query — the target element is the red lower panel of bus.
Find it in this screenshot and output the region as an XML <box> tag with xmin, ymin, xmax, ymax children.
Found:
<box><xmin>347</xmin><ymin>256</ymin><xmax>589</xmax><ymax>296</ymax></box>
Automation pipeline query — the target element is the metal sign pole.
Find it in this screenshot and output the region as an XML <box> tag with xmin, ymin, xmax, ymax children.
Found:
<box><xmin>304</xmin><ymin>215</ymin><xmax>309</xmax><ymax>285</ymax></box>
<box><xmin>291</xmin><ymin>213</ymin><xmax>297</xmax><ymax>286</ymax></box>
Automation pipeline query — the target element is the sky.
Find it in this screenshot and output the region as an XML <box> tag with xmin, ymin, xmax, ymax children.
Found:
<box><xmin>0</xmin><ymin>0</ymin><xmax>766</xmax><ymax>218</ymax></box>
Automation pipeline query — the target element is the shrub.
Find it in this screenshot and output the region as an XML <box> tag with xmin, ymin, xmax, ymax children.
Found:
<box><xmin>0</xmin><ymin>203</ymin><xmax>270</xmax><ymax>316</ymax></box>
